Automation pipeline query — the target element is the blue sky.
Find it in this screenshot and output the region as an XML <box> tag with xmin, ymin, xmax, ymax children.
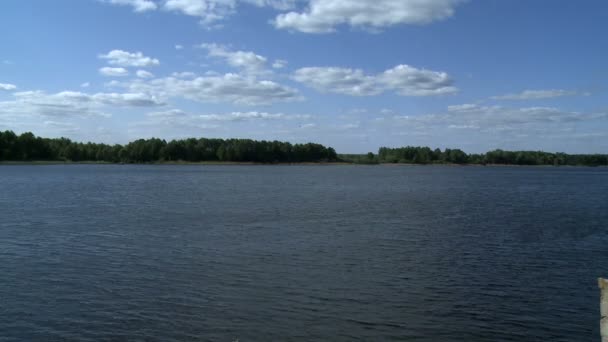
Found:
<box><xmin>1</xmin><ymin>0</ymin><xmax>607</xmax><ymax>153</ymax></box>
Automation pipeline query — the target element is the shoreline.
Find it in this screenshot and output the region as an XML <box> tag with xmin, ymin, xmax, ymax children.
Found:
<box><xmin>0</xmin><ymin>160</ymin><xmax>352</xmax><ymax>166</ymax></box>
<box><xmin>0</xmin><ymin>161</ymin><xmax>605</xmax><ymax>167</ymax></box>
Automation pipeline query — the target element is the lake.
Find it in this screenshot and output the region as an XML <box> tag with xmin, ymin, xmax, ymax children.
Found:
<box><xmin>1</xmin><ymin>165</ymin><xmax>607</xmax><ymax>341</ymax></box>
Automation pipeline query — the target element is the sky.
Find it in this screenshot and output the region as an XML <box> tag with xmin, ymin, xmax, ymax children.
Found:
<box><xmin>1</xmin><ymin>0</ymin><xmax>607</xmax><ymax>153</ymax></box>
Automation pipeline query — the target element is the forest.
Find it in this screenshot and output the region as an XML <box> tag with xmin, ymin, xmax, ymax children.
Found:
<box><xmin>373</xmin><ymin>146</ymin><xmax>608</xmax><ymax>166</ymax></box>
<box><xmin>1</xmin><ymin>130</ymin><xmax>606</xmax><ymax>166</ymax></box>
<box><xmin>0</xmin><ymin>131</ymin><xmax>338</xmax><ymax>163</ymax></box>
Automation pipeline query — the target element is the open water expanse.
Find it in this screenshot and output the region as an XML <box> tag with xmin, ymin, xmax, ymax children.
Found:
<box><xmin>1</xmin><ymin>164</ymin><xmax>607</xmax><ymax>341</ymax></box>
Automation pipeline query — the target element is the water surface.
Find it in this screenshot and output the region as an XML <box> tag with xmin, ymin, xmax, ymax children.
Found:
<box><xmin>1</xmin><ymin>165</ymin><xmax>607</xmax><ymax>341</ymax></box>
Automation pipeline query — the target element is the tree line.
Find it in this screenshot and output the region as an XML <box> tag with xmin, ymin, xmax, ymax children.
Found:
<box><xmin>0</xmin><ymin>131</ymin><xmax>338</xmax><ymax>163</ymax></box>
<box><xmin>1</xmin><ymin>131</ymin><xmax>606</xmax><ymax>166</ymax></box>
<box><xmin>374</xmin><ymin>146</ymin><xmax>608</xmax><ymax>166</ymax></box>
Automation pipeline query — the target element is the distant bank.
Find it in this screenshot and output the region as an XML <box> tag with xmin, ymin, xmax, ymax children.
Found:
<box><xmin>1</xmin><ymin>130</ymin><xmax>607</xmax><ymax>167</ymax></box>
<box><xmin>341</xmin><ymin>147</ymin><xmax>608</xmax><ymax>167</ymax></box>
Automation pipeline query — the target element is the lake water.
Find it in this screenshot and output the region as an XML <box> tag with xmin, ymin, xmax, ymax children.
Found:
<box><xmin>1</xmin><ymin>165</ymin><xmax>607</xmax><ymax>341</ymax></box>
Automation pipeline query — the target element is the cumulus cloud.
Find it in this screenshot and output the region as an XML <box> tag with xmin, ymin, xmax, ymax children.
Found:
<box><xmin>99</xmin><ymin>67</ymin><xmax>130</xmax><ymax>77</ymax></box>
<box><xmin>0</xmin><ymin>91</ymin><xmax>105</xmax><ymax>118</ymax></box>
<box><xmin>0</xmin><ymin>83</ymin><xmax>17</xmax><ymax>91</ymax></box>
<box><xmin>99</xmin><ymin>50</ymin><xmax>160</xmax><ymax>67</ymax></box>
<box><xmin>294</xmin><ymin>67</ymin><xmax>377</xmax><ymax>96</ymax></box>
<box><xmin>0</xmin><ymin>90</ymin><xmax>164</xmax><ymax>119</ymax></box>
<box><xmin>199</xmin><ymin>43</ymin><xmax>269</xmax><ymax>75</ymax></box>
<box><xmin>380</xmin><ymin>65</ymin><xmax>457</xmax><ymax>96</ymax></box>
<box><xmin>164</xmin><ymin>0</ymin><xmax>235</xmax><ymax>24</ymax></box>
<box><xmin>101</xmin><ymin>0</ymin><xmax>158</xmax><ymax>12</ymax></box>
<box><xmin>163</xmin><ymin>0</ymin><xmax>297</xmax><ymax>25</ymax></box>
<box><xmin>274</xmin><ymin>0</ymin><xmax>465</xmax><ymax>33</ymax></box>
<box><xmin>293</xmin><ymin>64</ymin><xmax>457</xmax><ymax>96</ymax></box>
<box><xmin>491</xmin><ymin>89</ymin><xmax>578</xmax><ymax>100</ymax></box>
<box><xmin>99</xmin><ymin>0</ymin><xmax>462</xmax><ymax>32</ymax></box>
<box><xmin>123</xmin><ymin>73</ymin><xmax>302</xmax><ymax>105</ymax></box>
<box><xmin>136</xmin><ymin>70</ymin><xmax>155</xmax><ymax>78</ymax></box>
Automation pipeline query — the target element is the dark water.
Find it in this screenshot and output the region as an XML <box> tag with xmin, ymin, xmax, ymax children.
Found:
<box><xmin>1</xmin><ymin>165</ymin><xmax>608</xmax><ymax>341</ymax></box>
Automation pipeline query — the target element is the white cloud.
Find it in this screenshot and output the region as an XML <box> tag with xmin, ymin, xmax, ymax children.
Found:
<box><xmin>0</xmin><ymin>90</ymin><xmax>164</xmax><ymax>120</ymax></box>
<box><xmin>0</xmin><ymin>91</ymin><xmax>105</xmax><ymax>118</ymax></box>
<box><xmin>393</xmin><ymin>104</ymin><xmax>608</xmax><ymax>130</ymax></box>
<box><xmin>164</xmin><ymin>0</ymin><xmax>237</xmax><ymax>25</ymax></box>
<box><xmin>171</xmin><ymin>71</ymin><xmax>197</xmax><ymax>78</ymax></box>
<box><xmin>99</xmin><ymin>67</ymin><xmax>130</xmax><ymax>77</ymax></box>
<box><xmin>199</xmin><ymin>43</ymin><xmax>268</xmax><ymax>74</ymax></box>
<box><xmin>246</xmin><ymin>0</ymin><xmax>296</xmax><ymax>10</ymax></box>
<box><xmin>446</xmin><ymin>103</ymin><xmax>477</xmax><ymax>112</ymax></box>
<box><xmin>293</xmin><ymin>64</ymin><xmax>457</xmax><ymax>96</ymax></box>
<box><xmin>101</xmin><ymin>0</ymin><xmax>157</xmax><ymax>12</ymax></box>
<box><xmin>378</xmin><ymin>104</ymin><xmax>608</xmax><ymax>152</ymax></box>
<box><xmin>136</xmin><ymin>70</ymin><xmax>155</xmax><ymax>78</ymax></box>
<box><xmin>175</xmin><ymin>44</ymin><xmax>184</xmax><ymax>50</ymax></box>
<box><xmin>198</xmin><ymin>111</ymin><xmax>311</xmax><ymax>121</ymax></box>
<box><xmin>99</xmin><ymin>50</ymin><xmax>160</xmax><ymax>67</ymax></box>
<box><xmin>123</xmin><ymin>73</ymin><xmax>302</xmax><ymax>105</ymax></box>
<box><xmin>294</xmin><ymin>67</ymin><xmax>377</xmax><ymax>96</ymax></box>
<box><xmin>274</xmin><ymin>0</ymin><xmax>465</xmax><ymax>33</ymax></box>
<box><xmin>380</xmin><ymin>65</ymin><xmax>457</xmax><ymax>96</ymax></box>
<box><xmin>80</xmin><ymin>82</ymin><xmax>91</xmax><ymax>88</ymax></box>
<box><xmin>147</xmin><ymin>109</ymin><xmax>189</xmax><ymax>118</ymax></box>
<box><xmin>272</xmin><ymin>59</ymin><xmax>288</xmax><ymax>69</ymax></box>
<box><xmin>98</xmin><ymin>0</ymin><xmax>463</xmax><ymax>33</ymax></box>
<box><xmin>491</xmin><ymin>89</ymin><xmax>578</xmax><ymax>100</ymax></box>
<box><xmin>92</xmin><ymin>92</ymin><xmax>165</xmax><ymax>106</ymax></box>
<box><xmin>163</xmin><ymin>0</ymin><xmax>297</xmax><ymax>25</ymax></box>
<box><xmin>0</xmin><ymin>83</ymin><xmax>17</xmax><ymax>91</ymax></box>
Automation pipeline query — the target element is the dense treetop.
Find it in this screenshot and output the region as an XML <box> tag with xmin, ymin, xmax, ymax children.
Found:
<box><xmin>0</xmin><ymin>131</ymin><xmax>606</xmax><ymax>166</ymax></box>
<box><xmin>372</xmin><ymin>146</ymin><xmax>608</xmax><ymax>166</ymax></box>
<box><xmin>0</xmin><ymin>131</ymin><xmax>337</xmax><ymax>163</ymax></box>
